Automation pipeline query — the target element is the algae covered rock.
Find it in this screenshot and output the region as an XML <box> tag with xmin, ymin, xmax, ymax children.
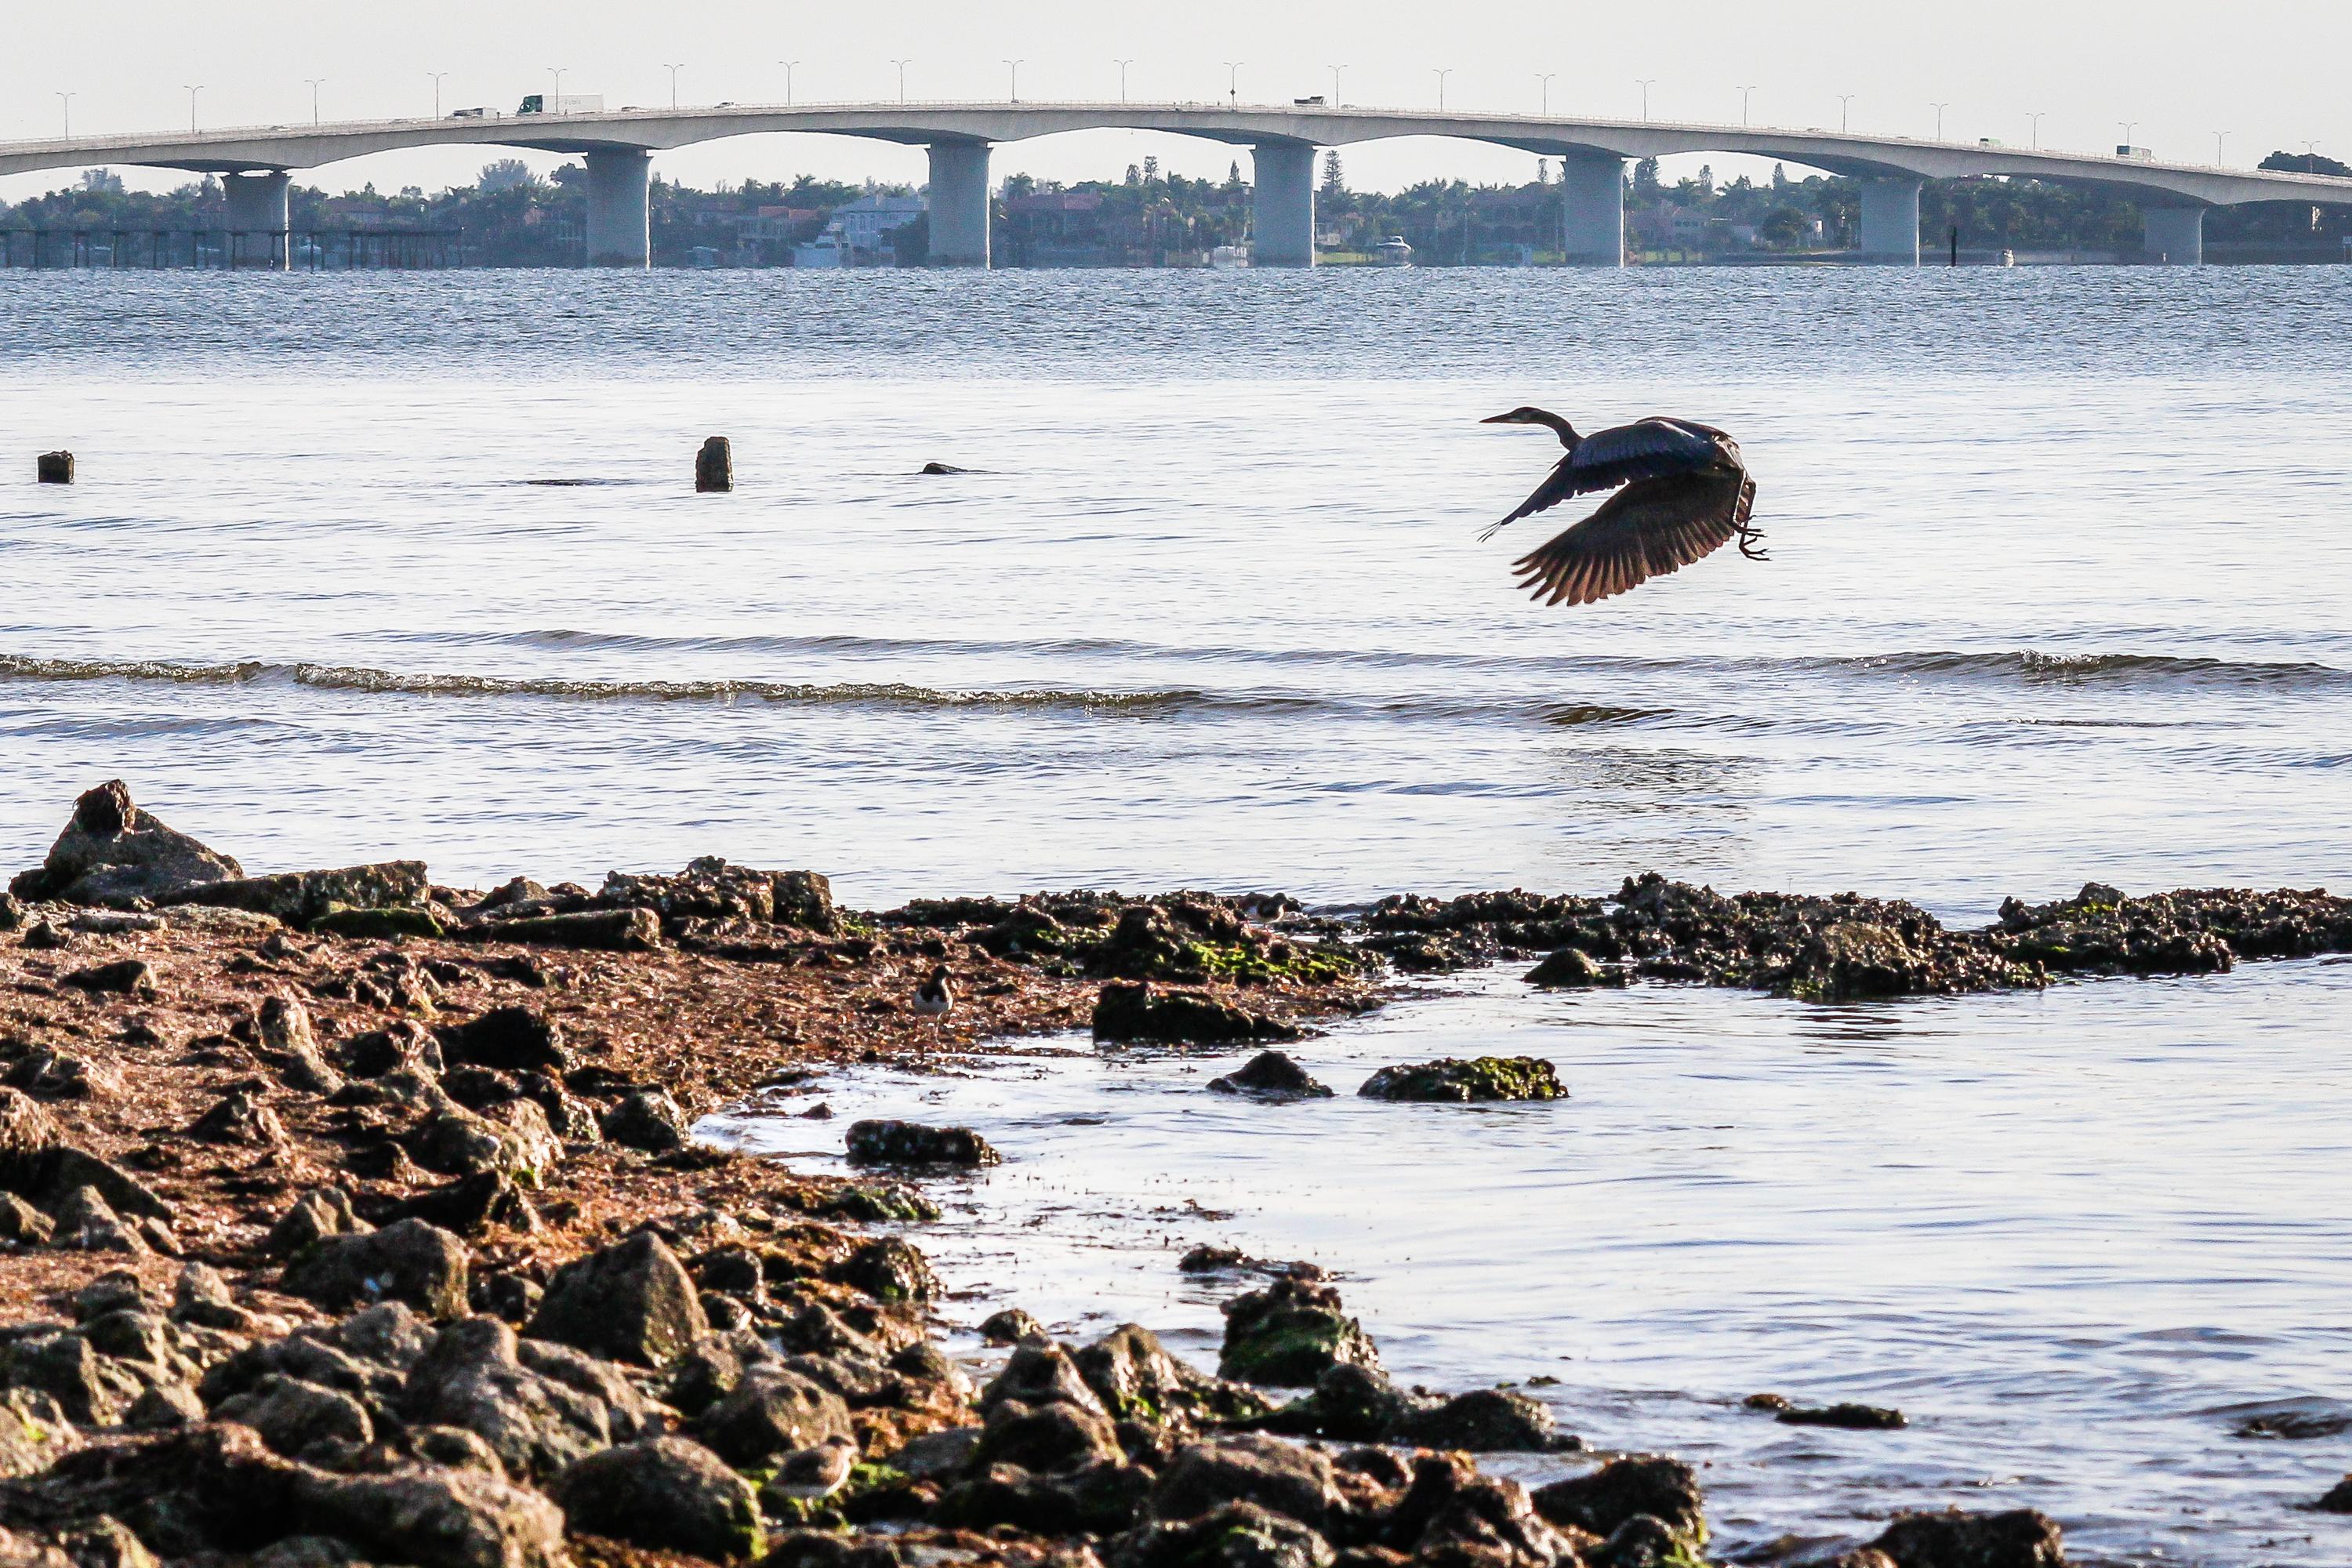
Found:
<box><xmin>1218</xmin><ymin>1278</ymin><xmax>1381</xmax><ymax>1388</ymax></box>
<box><xmin>1073</xmin><ymin>1323</ymin><xmax>1274</xmax><ymax>1428</ymax></box>
<box><xmin>1109</xmin><ymin>1500</ymin><xmax>1335</xmax><ymax>1568</ymax></box>
<box><xmin>1525</xmin><ymin>948</ymin><xmax>1627</xmax><ymax>989</ymax></box>
<box><xmin>527</xmin><ymin>1230</ymin><xmax>706</xmax><ymax>1367</ymax></box>
<box><xmin>281</xmin><ymin>1217</ymin><xmax>470</xmax><ymax>1318</ymax></box>
<box><xmin>1530</xmin><ymin>1455</ymin><xmax>1706</xmax><ymax>1553</ymax></box>
<box><xmin>1356</xmin><ymin>1056</ymin><xmax>1566</xmax><ymax>1103</ymax></box>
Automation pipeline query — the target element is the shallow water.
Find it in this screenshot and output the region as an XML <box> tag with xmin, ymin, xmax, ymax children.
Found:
<box><xmin>5</xmin><ymin>266</ymin><xmax>2351</xmax><ymax>1562</ymax></box>
<box><xmin>712</xmin><ymin>956</ymin><xmax>2352</xmax><ymax>1568</ymax></box>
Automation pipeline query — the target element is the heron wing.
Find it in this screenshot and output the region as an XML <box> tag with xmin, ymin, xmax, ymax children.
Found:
<box><xmin>1510</xmin><ymin>468</ymin><xmax>1754</xmax><ymax>608</ymax></box>
<box><xmin>1485</xmin><ymin>419</ymin><xmax>1733</xmax><ymax>539</ymax></box>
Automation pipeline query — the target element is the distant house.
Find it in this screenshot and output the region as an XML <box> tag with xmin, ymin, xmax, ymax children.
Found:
<box><xmin>830</xmin><ymin>193</ymin><xmax>925</xmax><ymax>256</ymax></box>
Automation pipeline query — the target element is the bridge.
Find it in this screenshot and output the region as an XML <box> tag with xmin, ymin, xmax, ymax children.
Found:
<box><xmin>5</xmin><ymin>100</ymin><xmax>2349</xmax><ymax>269</ymax></box>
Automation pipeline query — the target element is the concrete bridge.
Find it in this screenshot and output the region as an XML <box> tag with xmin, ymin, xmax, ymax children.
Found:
<box><xmin>6</xmin><ymin>100</ymin><xmax>2349</xmax><ymax>269</ymax></box>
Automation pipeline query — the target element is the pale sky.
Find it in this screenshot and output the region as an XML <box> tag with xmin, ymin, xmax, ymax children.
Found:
<box><xmin>4</xmin><ymin>0</ymin><xmax>2347</xmax><ymax>201</ymax></box>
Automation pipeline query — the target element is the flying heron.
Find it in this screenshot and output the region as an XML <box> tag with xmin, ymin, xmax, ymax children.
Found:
<box><xmin>1479</xmin><ymin>408</ymin><xmax>1762</xmax><ymax>606</ymax></box>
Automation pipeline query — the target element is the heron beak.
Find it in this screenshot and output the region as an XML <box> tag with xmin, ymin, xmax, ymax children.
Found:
<box><xmin>1479</xmin><ymin>412</ymin><xmax>1518</xmax><ymax>424</ymax></box>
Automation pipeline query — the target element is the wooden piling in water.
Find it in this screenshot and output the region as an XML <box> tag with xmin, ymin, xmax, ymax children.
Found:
<box><xmin>35</xmin><ymin>452</ymin><xmax>73</xmax><ymax>485</ymax></box>
<box><xmin>695</xmin><ymin>437</ymin><xmax>733</xmax><ymax>493</ymax></box>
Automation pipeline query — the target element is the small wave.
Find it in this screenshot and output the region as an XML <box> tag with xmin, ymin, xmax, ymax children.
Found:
<box><xmin>0</xmin><ymin>654</ymin><xmax>1232</xmax><ymax>715</ymax></box>
<box><xmin>1843</xmin><ymin>650</ymin><xmax>2352</xmax><ymax>691</ymax></box>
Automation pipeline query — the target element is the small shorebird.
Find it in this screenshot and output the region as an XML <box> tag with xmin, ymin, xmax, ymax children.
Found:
<box><xmin>769</xmin><ymin>1434</ymin><xmax>859</xmax><ymax>1502</ymax></box>
<box><xmin>1480</xmin><ymin>408</ymin><xmax>1762</xmax><ymax>607</ymax></box>
<box><xmin>911</xmin><ymin>965</ymin><xmax>954</xmax><ymax>1017</ymax></box>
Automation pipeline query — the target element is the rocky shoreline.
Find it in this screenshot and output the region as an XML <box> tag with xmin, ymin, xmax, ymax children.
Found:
<box><xmin>0</xmin><ymin>781</ymin><xmax>2345</xmax><ymax>1568</ymax></box>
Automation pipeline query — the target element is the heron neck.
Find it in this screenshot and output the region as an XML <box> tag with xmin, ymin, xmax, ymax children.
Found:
<box><xmin>1530</xmin><ymin>411</ymin><xmax>1580</xmax><ymax>448</ymax></box>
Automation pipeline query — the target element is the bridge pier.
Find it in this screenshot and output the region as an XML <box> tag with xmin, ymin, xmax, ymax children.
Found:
<box><xmin>2143</xmin><ymin>206</ymin><xmax>2205</xmax><ymax>265</ymax></box>
<box><xmin>583</xmin><ymin>149</ymin><xmax>651</xmax><ymax>267</ymax></box>
<box><xmin>927</xmin><ymin>143</ymin><xmax>993</xmax><ymax>267</ymax></box>
<box><xmin>1857</xmin><ymin>176</ymin><xmax>1922</xmax><ymax>265</ymax></box>
<box><xmin>222</xmin><ymin>172</ymin><xmax>289</xmax><ymax>270</ymax></box>
<box><xmin>1558</xmin><ymin>153</ymin><xmax>1626</xmax><ymax>266</ymax></box>
<box><xmin>1250</xmin><ymin>143</ymin><xmax>1316</xmax><ymax>267</ymax></box>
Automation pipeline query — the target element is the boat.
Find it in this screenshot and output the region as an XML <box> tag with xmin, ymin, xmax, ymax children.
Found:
<box><xmin>1374</xmin><ymin>237</ymin><xmax>1414</xmax><ymax>266</ymax></box>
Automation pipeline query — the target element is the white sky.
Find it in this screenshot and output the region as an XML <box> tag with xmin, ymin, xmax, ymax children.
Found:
<box><xmin>5</xmin><ymin>0</ymin><xmax>2348</xmax><ymax>201</ymax></box>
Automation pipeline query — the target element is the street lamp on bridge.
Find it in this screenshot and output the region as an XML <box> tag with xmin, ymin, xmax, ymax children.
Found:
<box><xmin>1537</xmin><ymin>73</ymin><xmax>1555</xmax><ymax>115</ymax></box>
<box><xmin>1327</xmin><ymin>64</ymin><xmax>1345</xmax><ymax>108</ymax></box>
<box><xmin>1114</xmin><ymin>60</ymin><xmax>1134</xmax><ymax>103</ymax></box>
<box><xmin>1835</xmin><ymin>93</ymin><xmax>1854</xmax><ymax>132</ymax></box>
<box><xmin>779</xmin><ymin>61</ymin><xmax>799</xmax><ymax>106</ymax></box>
<box><xmin>55</xmin><ymin>93</ymin><xmax>72</xmax><ymax>140</ymax></box>
<box><xmin>1004</xmin><ymin>60</ymin><xmax>1024</xmax><ymax>102</ymax></box>
<box><xmin>893</xmin><ymin>60</ymin><xmax>913</xmax><ymax>103</ymax></box>
<box><xmin>2027</xmin><ymin>111</ymin><xmax>2045</xmax><ymax>150</ymax></box>
<box><xmin>663</xmin><ymin>64</ymin><xmax>685</xmax><ymax>109</ymax></box>
<box><xmin>2119</xmin><ymin>121</ymin><xmax>2138</xmax><ymax>150</ymax></box>
<box><xmin>549</xmin><ymin>68</ymin><xmax>568</xmax><ymax>111</ymax></box>
<box><xmin>1223</xmin><ymin>62</ymin><xmax>1243</xmax><ymax>107</ymax></box>
<box><xmin>1737</xmin><ymin>85</ymin><xmax>1757</xmax><ymax>127</ymax></box>
<box><xmin>1433</xmin><ymin>67</ymin><xmax>1452</xmax><ymax>111</ymax></box>
<box><xmin>1931</xmin><ymin>101</ymin><xmax>1951</xmax><ymax>140</ymax></box>
<box><xmin>428</xmin><ymin>72</ymin><xmax>448</xmax><ymax>118</ymax></box>
<box><xmin>183</xmin><ymin>85</ymin><xmax>202</xmax><ymax>132</ymax></box>
<box><xmin>2214</xmin><ymin>129</ymin><xmax>2229</xmax><ymax>166</ymax></box>
<box><xmin>304</xmin><ymin>78</ymin><xmax>325</xmax><ymax>125</ymax></box>
<box><xmin>1635</xmin><ymin>79</ymin><xmax>1656</xmax><ymax>121</ymax></box>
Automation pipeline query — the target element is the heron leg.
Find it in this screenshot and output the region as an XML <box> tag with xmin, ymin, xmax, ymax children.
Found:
<box><xmin>1737</xmin><ymin>521</ymin><xmax>1770</xmax><ymax>561</ymax></box>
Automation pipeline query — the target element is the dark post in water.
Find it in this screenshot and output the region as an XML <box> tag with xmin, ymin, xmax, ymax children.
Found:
<box><xmin>35</xmin><ymin>451</ymin><xmax>73</xmax><ymax>485</ymax></box>
<box><xmin>695</xmin><ymin>437</ymin><xmax>733</xmax><ymax>493</ymax></box>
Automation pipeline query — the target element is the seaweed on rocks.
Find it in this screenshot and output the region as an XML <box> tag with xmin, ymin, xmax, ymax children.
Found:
<box><xmin>1357</xmin><ymin>1058</ymin><xmax>1566</xmax><ymax>1104</ymax></box>
<box><xmin>1218</xmin><ymin>1279</ymin><xmax>1381</xmax><ymax>1388</ymax></box>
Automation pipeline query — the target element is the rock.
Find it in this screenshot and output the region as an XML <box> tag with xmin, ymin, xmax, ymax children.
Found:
<box><xmin>408</xmin><ymin>1102</ymin><xmax>560</xmax><ymax>1185</ymax></box>
<box><xmin>2315</xmin><ymin>1475</ymin><xmax>2352</xmax><ymax>1512</ymax></box>
<box><xmin>1588</xmin><ymin>1515</ymin><xmax>1685</xmax><ymax>1568</ymax></box>
<box><xmin>159</xmin><ymin>861</ymin><xmax>431</xmax><ymax>928</ymax></box>
<box><xmin>1358</xmin><ymin>1057</ymin><xmax>1566</xmax><ymax>1103</ymax></box>
<box><xmin>982</xmin><ymin>1342</ymin><xmax>1109</xmax><ymax>1416</ymax></box>
<box><xmin>692</xmin><ymin>1363</ymin><xmax>855</xmax><ymax>1466</ymax></box>
<box><xmin>310</xmin><ymin>904</ymin><xmax>447</xmax><ymax>940</ymax></box>
<box><xmin>388</xmin><ymin>1171</ymin><xmax>539</xmax><ymax>1238</ymax></box>
<box><xmin>1384</xmin><ymin>1451</ymin><xmax>1572</xmax><ymax>1568</ymax></box>
<box><xmin>215</xmin><ymin>1373</ymin><xmax>376</xmax><ymax>1459</ymax></box>
<box><xmin>257</xmin><ymin>996</ymin><xmax>344</xmax><ymax>1094</ymax></box>
<box><xmin>9</xmin><ymin>782</ymin><xmax>244</xmax><ymax>908</ymax></box>
<box><xmin>935</xmin><ymin>1457</ymin><xmax>1152</xmax><ymax>1536</ymax></box>
<box><xmin>1074</xmin><ymin>1324</ymin><xmax>1274</xmax><ymax>1428</ymax></box>
<box><xmin>1253</xmin><ymin>1364</ymin><xmax>1416</xmax><ymax>1443</ymax></box>
<box><xmin>293</xmin><ymin>1452</ymin><xmax>568</xmax><ymax>1568</ymax></box>
<box><xmin>459</xmin><ymin>908</ymin><xmax>662</xmax><ymax>952</ymax></box>
<box><xmin>893</xmin><ymin>1424</ymin><xmax>983</xmax><ymax>1481</ymax></box>
<box><xmin>268</xmin><ymin>1188</ymin><xmax>371</xmax><ymax>1257</ymax></box>
<box><xmin>401</xmin><ymin>1316</ymin><xmax>638</xmax><ymax>1480</ymax></box>
<box><xmin>19</xmin><ymin>920</ymin><xmax>67</xmax><ymax>950</ymax></box>
<box><xmin>1779</xmin><ymin>1402</ymin><xmax>1906</xmax><ymax>1431</ymax></box>
<box><xmin>438</xmin><ymin>1008</ymin><xmax>568</xmax><ymax>1076</ymax></box>
<box><xmin>338</xmin><ymin>1021</ymin><xmax>445</xmax><ymax>1079</ymax></box>
<box><xmin>50</xmin><ymin>1186</ymin><xmax>147</xmax><ymax>1254</ymax></box>
<box><xmin>1112</xmin><ymin>1501</ymin><xmax>1335</xmax><ymax>1568</ymax></box>
<box><xmin>172</xmin><ymin>1261</ymin><xmax>255</xmax><ymax>1330</ymax></box>
<box><xmin>189</xmin><ymin>1087</ymin><xmax>287</xmax><ymax>1147</ymax></box>
<box><xmin>0</xmin><ymin>1194</ymin><xmax>53</xmax><ymax>1245</ymax></box>
<box><xmin>281</xmin><ymin>1217</ymin><xmax>470</xmax><ymax>1318</ymax></box>
<box><xmin>808</xmin><ymin>1181</ymin><xmax>941</xmax><ymax>1223</ymax></box>
<box><xmin>1741</xmin><ymin>1392</ymin><xmax>1790</xmax><ymax>1412</ymax></box>
<box><xmin>844</xmin><ymin>1119</ymin><xmax>1001</xmax><ymax>1167</ymax></box>
<box><xmin>832</xmin><ymin>1236</ymin><xmax>937</xmax><ymax>1304</ymax></box>
<box><xmin>1389</xmin><ymin>1388</ymin><xmax>1570</xmax><ymax>1453</ymax></box>
<box><xmin>597</xmin><ymin>858</ymin><xmax>836</xmax><ymax>932</ymax></box>
<box><xmin>0</xmin><ymin>895</ymin><xmax>19</xmax><ymax>932</ymax></box>
<box><xmin>1524</xmin><ymin>949</ymin><xmax>1626</xmax><ymax>989</ymax></box>
<box><xmin>1093</xmin><ymin>982</ymin><xmax>1305</xmax><ymax>1047</ymax></box>
<box><xmin>1152</xmin><ymin>1436</ymin><xmax>1341</xmax><ymax>1529</ymax></box>
<box><xmin>977</xmin><ymin>1397</ymin><xmax>1127</xmax><ymax>1473</ymax></box>
<box><xmin>60</xmin><ymin>960</ymin><xmax>158</xmax><ymax>998</ymax></box>
<box><xmin>1867</xmin><ymin>1508</ymin><xmax>2065</xmax><ymax>1567</ymax></box>
<box><xmin>599</xmin><ymin>1088</ymin><xmax>690</xmax><ymax>1152</ymax></box>
<box><xmin>982</xmin><ymin>1308</ymin><xmax>1047</xmax><ymax>1345</ymax></box>
<box><xmin>1</xmin><ymin>1332</ymin><xmax>144</xmax><ymax>1425</ymax></box>
<box><xmin>414</xmin><ymin>1424</ymin><xmax>507</xmax><ymax>1477</ymax></box>
<box><xmin>1219</xmin><ymin>1278</ymin><xmax>1381</xmax><ymax>1387</ymax></box>
<box><xmin>1530</xmin><ymin>1457</ymin><xmax>1705</xmax><ymax>1552</ymax></box>
<box><xmin>551</xmin><ymin>1435</ymin><xmax>764</xmax><ymax>1559</ymax></box>
<box><xmin>13</xmin><ymin>1145</ymin><xmax>172</xmax><ymax>1228</ymax></box>
<box><xmin>527</xmin><ymin>1231</ymin><xmax>706</xmax><ymax>1367</ymax></box>
<box><xmin>2</xmin><ymin>1051</ymin><xmax>118</xmax><ymax>1103</ymax></box>
<box><xmin>125</xmin><ymin>1381</ymin><xmax>208</xmax><ymax>1429</ymax></box>
<box><xmin>1207</xmin><ymin>1052</ymin><xmax>1334</xmax><ymax>1100</ymax></box>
